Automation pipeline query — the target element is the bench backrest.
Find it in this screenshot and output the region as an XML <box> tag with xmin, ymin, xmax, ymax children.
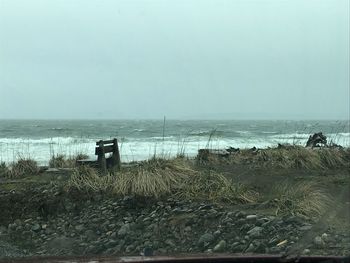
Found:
<box><xmin>95</xmin><ymin>139</ymin><xmax>117</xmax><ymax>155</ymax></box>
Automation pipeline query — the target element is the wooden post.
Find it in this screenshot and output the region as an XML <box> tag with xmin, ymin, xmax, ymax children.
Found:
<box><xmin>111</xmin><ymin>138</ymin><xmax>121</xmax><ymax>172</ymax></box>
<box><xmin>97</xmin><ymin>140</ymin><xmax>107</xmax><ymax>175</ymax></box>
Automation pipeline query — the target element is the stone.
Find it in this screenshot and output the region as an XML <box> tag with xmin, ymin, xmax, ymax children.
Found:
<box><xmin>142</xmin><ymin>247</ymin><xmax>154</xmax><ymax>256</ymax></box>
<box><xmin>8</xmin><ymin>223</ymin><xmax>16</xmax><ymax>231</ymax></box>
<box><xmin>321</xmin><ymin>233</ymin><xmax>329</xmax><ymax>242</ymax></box>
<box><xmin>299</xmin><ymin>225</ymin><xmax>312</xmax><ymax>231</ymax></box>
<box><xmin>303</xmin><ymin>248</ymin><xmax>311</xmax><ymax>255</ymax></box>
<box><xmin>198</xmin><ymin>233</ymin><xmax>214</xmax><ymax>247</ymax></box>
<box><xmin>118</xmin><ymin>223</ymin><xmax>130</xmax><ymax>237</ymax></box>
<box><xmin>247</xmin><ymin>226</ymin><xmax>263</xmax><ymax>238</ymax></box>
<box><xmin>126</xmin><ymin>245</ymin><xmax>135</xmax><ymax>253</ymax></box>
<box><xmin>213</xmin><ymin>240</ymin><xmax>227</xmax><ymax>252</ymax></box>
<box><xmin>245</xmin><ymin>243</ymin><xmax>255</xmax><ymax>253</ymax></box>
<box><xmin>31</xmin><ymin>223</ymin><xmax>41</xmax><ymax>232</ymax></box>
<box><xmin>0</xmin><ymin>224</ymin><xmax>7</xmax><ymax>232</ymax></box>
<box><xmin>106</xmin><ymin>239</ymin><xmax>118</xmax><ymax>248</ymax></box>
<box><xmin>165</xmin><ymin>239</ymin><xmax>176</xmax><ymax>247</ymax></box>
<box><xmin>75</xmin><ymin>224</ymin><xmax>84</xmax><ymax>232</ymax></box>
<box><xmin>184</xmin><ymin>226</ymin><xmax>192</xmax><ymax>232</ymax></box>
<box><xmin>314</xmin><ymin>236</ymin><xmax>324</xmax><ymax>248</ymax></box>
<box><xmin>213</xmin><ymin>230</ymin><xmax>221</xmax><ymax>236</ymax></box>
<box><xmin>84</xmin><ymin>229</ymin><xmax>97</xmax><ymax>241</ymax></box>
<box><xmin>235</xmin><ymin>211</ymin><xmax>246</xmax><ymax>218</ymax></box>
<box><xmin>246</xmin><ymin>215</ymin><xmax>257</xmax><ymax>221</ymax></box>
<box><xmin>47</xmin><ymin>168</ymin><xmax>60</xmax><ymax>172</ymax></box>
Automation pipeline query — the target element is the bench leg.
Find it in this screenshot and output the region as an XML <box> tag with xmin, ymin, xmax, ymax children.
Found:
<box><xmin>97</xmin><ymin>140</ymin><xmax>107</xmax><ymax>175</ymax></box>
<box><xmin>111</xmin><ymin>138</ymin><xmax>121</xmax><ymax>173</ymax></box>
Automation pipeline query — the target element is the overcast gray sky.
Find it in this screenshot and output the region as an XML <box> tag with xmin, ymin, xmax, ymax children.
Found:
<box><xmin>0</xmin><ymin>0</ymin><xmax>349</xmax><ymax>119</ymax></box>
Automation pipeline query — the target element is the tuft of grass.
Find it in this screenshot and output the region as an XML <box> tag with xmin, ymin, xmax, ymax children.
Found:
<box><xmin>175</xmin><ymin>170</ymin><xmax>258</xmax><ymax>203</ymax></box>
<box><xmin>49</xmin><ymin>153</ymin><xmax>89</xmax><ymax>168</ymax></box>
<box><xmin>317</xmin><ymin>148</ymin><xmax>348</xmax><ymax>169</ymax></box>
<box><xmin>270</xmin><ymin>181</ymin><xmax>332</xmax><ymax>218</ymax></box>
<box><xmin>7</xmin><ymin>158</ymin><xmax>39</xmax><ymax>178</ymax></box>
<box><xmin>66</xmin><ymin>157</ymin><xmax>256</xmax><ymax>204</ymax></box>
<box><xmin>67</xmin><ymin>165</ymin><xmax>115</xmax><ymax>193</ymax></box>
<box><xmin>49</xmin><ymin>154</ymin><xmax>66</xmax><ymax>168</ymax></box>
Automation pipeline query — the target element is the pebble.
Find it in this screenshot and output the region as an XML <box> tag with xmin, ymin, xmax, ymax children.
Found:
<box><xmin>314</xmin><ymin>236</ymin><xmax>325</xmax><ymax>248</ymax></box>
<box><xmin>246</xmin><ymin>215</ymin><xmax>257</xmax><ymax>221</ymax></box>
<box><xmin>2</xmin><ymin>195</ymin><xmax>349</xmax><ymax>257</ymax></box>
<box><xmin>213</xmin><ymin>240</ymin><xmax>226</xmax><ymax>252</ymax></box>
<box><xmin>198</xmin><ymin>233</ymin><xmax>214</xmax><ymax>247</ymax></box>
<box><xmin>321</xmin><ymin>233</ymin><xmax>329</xmax><ymax>242</ymax></box>
<box><xmin>118</xmin><ymin>223</ymin><xmax>130</xmax><ymax>237</ymax></box>
<box><xmin>247</xmin><ymin>226</ymin><xmax>263</xmax><ymax>238</ymax></box>
<box><xmin>299</xmin><ymin>225</ymin><xmax>312</xmax><ymax>231</ymax></box>
<box><xmin>303</xmin><ymin>248</ymin><xmax>311</xmax><ymax>255</ymax></box>
<box><xmin>31</xmin><ymin>224</ymin><xmax>41</xmax><ymax>232</ymax></box>
<box><xmin>245</xmin><ymin>243</ymin><xmax>255</xmax><ymax>253</ymax></box>
<box><xmin>75</xmin><ymin>224</ymin><xmax>84</xmax><ymax>232</ymax></box>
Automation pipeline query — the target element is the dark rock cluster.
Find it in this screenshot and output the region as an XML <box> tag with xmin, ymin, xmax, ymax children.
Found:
<box><xmin>1</xmin><ymin>196</ymin><xmax>349</xmax><ymax>258</ymax></box>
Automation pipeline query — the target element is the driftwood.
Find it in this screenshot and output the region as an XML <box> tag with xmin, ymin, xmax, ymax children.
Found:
<box><xmin>226</xmin><ymin>147</ymin><xmax>240</xmax><ymax>153</ymax></box>
<box><xmin>197</xmin><ymin>149</ymin><xmax>230</xmax><ymax>163</ymax></box>
<box><xmin>306</xmin><ymin>132</ymin><xmax>327</xmax><ymax>148</ymax></box>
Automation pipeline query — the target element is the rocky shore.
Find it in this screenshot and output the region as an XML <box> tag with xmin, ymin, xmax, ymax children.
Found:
<box><xmin>1</xmin><ymin>192</ymin><xmax>349</xmax><ymax>258</ymax></box>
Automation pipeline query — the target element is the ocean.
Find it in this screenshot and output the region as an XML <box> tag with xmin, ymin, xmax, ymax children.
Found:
<box><xmin>0</xmin><ymin>119</ymin><xmax>349</xmax><ymax>165</ymax></box>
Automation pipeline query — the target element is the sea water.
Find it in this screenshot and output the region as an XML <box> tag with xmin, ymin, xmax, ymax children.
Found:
<box><xmin>0</xmin><ymin>119</ymin><xmax>349</xmax><ymax>165</ymax></box>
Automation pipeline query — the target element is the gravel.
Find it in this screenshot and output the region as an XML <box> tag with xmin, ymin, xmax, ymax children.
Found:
<box><xmin>1</xmin><ymin>196</ymin><xmax>349</xmax><ymax>258</ymax></box>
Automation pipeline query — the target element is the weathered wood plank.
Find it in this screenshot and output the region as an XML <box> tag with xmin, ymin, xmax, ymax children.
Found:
<box><xmin>95</xmin><ymin>139</ymin><xmax>115</xmax><ymax>146</ymax></box>
<box><xmin>95</xmin><ymin>145</ymin><xmax>114</xmax><ymax>155</ymax></box>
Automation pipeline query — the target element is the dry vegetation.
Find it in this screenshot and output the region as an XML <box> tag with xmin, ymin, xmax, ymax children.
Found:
<box><xmin>200</xmin><ymin>146</ymin><xmax>349</xmax><ymax>170</ymax></box>
<box><xmin>0</xmin><ymin>162</ymin><xmax>8</xmax><ymax>177</ymax></box>
<box><xmin>269</xmin><ymin>181</ymin><xmax>332</xmax><ymax>218</ymax></box>
<box><xmin>49</xmin><ymin>153</ymin><xmax>89</xmax><ymax>168</ymax></box>
<box><xmin>66</xmin><ymin>157</ymin><xmax>257</xmax><ymax>204</ymax></box>
<box><xmin>3</xmin><ymin>158</ymin><xmax>39</xmax><ymax>178</ymax></box>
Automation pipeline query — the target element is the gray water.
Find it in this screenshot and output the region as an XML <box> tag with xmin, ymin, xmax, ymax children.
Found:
<box><xmin>0</xmin><ymin>119</ymin><xmax>349</xmax><ymax>165</ymax></box>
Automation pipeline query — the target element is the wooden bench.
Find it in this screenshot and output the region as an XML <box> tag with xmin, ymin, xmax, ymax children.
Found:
<box><xmin>76</xmin><ymin>138</ymin><xmax>121</xmax><ymax>174</ymax></box>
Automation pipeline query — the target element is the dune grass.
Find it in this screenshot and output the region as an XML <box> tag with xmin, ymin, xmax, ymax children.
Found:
<box><xmin>5</xmin><ymin>158</ymin><xmax>39</xmax><ymax>178</ymax></box>
<box><xmin>270</xmin><ymin>181</ymin><xmax>332</xmax><ymax>218</ymax></box>
<box><xmin>67</xmin><ymin>165</ymin><xmax>115</xmax><ymax>192</ymax></box>
<box><xmin>66</xmin><ymin>157</ymin><xmax>257</xmax><ymax>204</ymax></box>
<box><xmin>201</xmin><ymin>146</ymin><xmax>349</xmax><ymax>170</ymax></box>
<box><xmin>49</xmin><ymin>153</ymin><xmax>89</xmax><ymax>168</ymax></box>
